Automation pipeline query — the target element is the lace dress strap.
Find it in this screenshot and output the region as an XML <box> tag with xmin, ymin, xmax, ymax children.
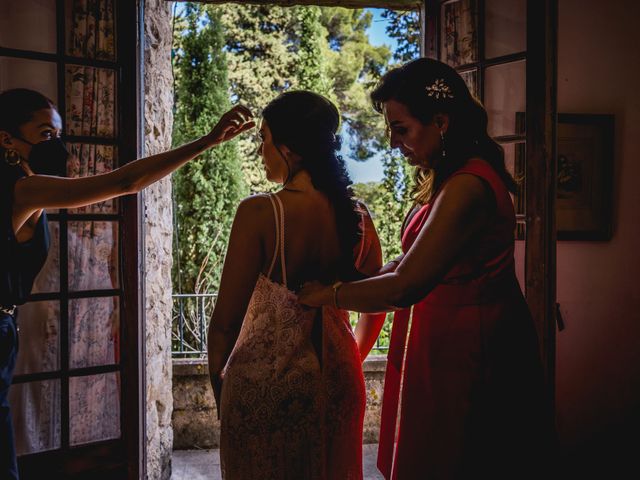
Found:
<box><xmin>273</xmin><ymin>194</ymin><xmax>287</xmax><ymax>286</ymax></box>
<box><xmin>266</xmin><ymin>195</ymin><xmax>279</xmax><ymax>278</ymax></box>
<box><xmin>266</xmin><ymin>194</ymin><xmax>287</xmax><ymax>286</ymax></box>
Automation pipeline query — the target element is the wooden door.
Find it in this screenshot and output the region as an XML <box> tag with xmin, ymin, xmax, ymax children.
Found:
<box><xmin>0</xmin><ymin>0</ymin><xmax>142</xmax><ymax>477</ymax></box>
<box><xmin>421</xmin><ymin>0</ymin><xmax>558</xmax><ymax>390</ymax></box>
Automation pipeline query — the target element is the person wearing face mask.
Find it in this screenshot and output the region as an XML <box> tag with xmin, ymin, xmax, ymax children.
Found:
<box><xmin>299</xmin><ymin>59</ymin><xmax>557</xmax><ymax>479</ymax></box>
<box><xmin>0</xmin><ymin>88</ymin><xmax>254</xmax><ymax>479</ymax></box>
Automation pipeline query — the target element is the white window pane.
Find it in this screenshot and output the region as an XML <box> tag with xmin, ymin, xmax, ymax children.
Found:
<box><xmin>485</xmin><ymin>0</ymin><xmax>526</xmax><ymax>58</ymax></box>
<box><xmin>10</xmin><ymin>380</ymin><xmax>61</xmax><ymax>455</ymax></box>
<box><xmin>0</xmin><ymin>0</ymin><xmax>57</xmax><ymax>54</ymax></box>
<box><xmin>0</xmin><ymin>57</ymin><xmax>58</xmax><ymax>104</ymax></box>
<box><xmin>70</xmin><ymin>373</ymin><xmax>120</xmax><ymax>445</ymax></box>
<box><xmin>484</xmin><ymin>60</ymin><xmax>526</xmax><ymax>137</ymax></box>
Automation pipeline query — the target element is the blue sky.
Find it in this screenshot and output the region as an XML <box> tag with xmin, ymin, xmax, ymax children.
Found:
<box><xmin>342</xmin><ymin>8</ymin><xmax>394</xmax><ymax>184</ymax></box>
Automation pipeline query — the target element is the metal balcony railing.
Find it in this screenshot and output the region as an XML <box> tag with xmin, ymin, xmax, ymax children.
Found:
<box><xmin>172</xmin><ymin>293</ymin><xmax>218</xmax><ymax>358</ymax></box>
<box><xmin>172</xmin><ymin>293</ymin><xmax>389</xmax><ymax>358</ymax></box>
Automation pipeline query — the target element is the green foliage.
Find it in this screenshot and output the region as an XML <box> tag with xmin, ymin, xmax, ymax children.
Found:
<box><xmin>171</xmin><ymin>3</ymin><xmax>247</xmax><ymax>293</ymax></box>
<box><xmin>219</xmin><ymin>5</ymin><xmax>392</xmax><ymax>195</ymax></box>
<box><xmin>382</xmin><ymin>9</ymin><xmax>421</xmax><ymax>63</ymax></box>
<box><xmin>296</xmin><ymin>7</ymin><xmax>333</xmax><ymax>95</ymax></box>
<box><xmin>320</xmin><ymin>8</ymin><xmax>391</xmax><ymax>161</ymax></box>
<box><xmin>171</xmin><ymin>4</ymin><xmax>420</xmax><ymax>356</ymax></box>
<box><xmin>220</xmin><ymin>5</ymin><xmax>309</xmax><ymax>193</ymax></box>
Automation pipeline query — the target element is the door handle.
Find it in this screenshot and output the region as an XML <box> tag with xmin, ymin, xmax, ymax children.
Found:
<box><xmin>556</xmin><ymin>302</ymin><xmax>565</xmax><ymax>331</ymax></box>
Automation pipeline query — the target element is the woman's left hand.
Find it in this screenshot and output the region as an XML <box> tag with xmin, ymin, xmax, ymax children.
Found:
<box><xmin>298</xmin><ymin>281</ymin><xmax>333</xmax><ymax>307</ymax></box>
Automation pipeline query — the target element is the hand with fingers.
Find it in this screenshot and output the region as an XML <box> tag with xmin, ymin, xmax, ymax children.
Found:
<box><xmin>298</xmin><ymin>281</ymin><xmax>333</xmax><ymax>308</ymax></box>
<box><xmin>207</xmin><ymin>104</ymin><xmax>255</xmax><ymax>146</ymax></box>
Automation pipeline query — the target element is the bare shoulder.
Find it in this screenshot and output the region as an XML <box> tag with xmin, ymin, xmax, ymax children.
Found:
<box><xmin>439</xmin><ymin>172</ymin><xmax>492</xmax><ymax>206</ymax></box>
<box><xmin>235</xmin><ymin>194</ymin><xmax>273</xmax><ymax>224</ymax></box>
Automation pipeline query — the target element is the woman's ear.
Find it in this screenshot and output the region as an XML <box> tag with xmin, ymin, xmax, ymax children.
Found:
<box><xmin>278</xmin><ymin>144</ymin><xmax>302</xmax><ymax>164</ymax></box>
<box><xmin>0</xmin><ymin>130</ymin><xmax>15</xmax><ymax>150</ymax></box>
<box><xmin>278</xmin><ymin>144</ymin><xmax>292</xmax><ymax>159</ymax></box>
<box><xmin>433</xmin><ymin>113</ymin><xmax>450</xmax><ymax>134</ymax></box>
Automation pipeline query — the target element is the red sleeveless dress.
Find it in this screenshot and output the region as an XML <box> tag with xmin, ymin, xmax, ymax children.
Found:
<box><xmin>378</xmin><ymin>159</ymin><xmax>553</xmax><ymax>479</ymax></box>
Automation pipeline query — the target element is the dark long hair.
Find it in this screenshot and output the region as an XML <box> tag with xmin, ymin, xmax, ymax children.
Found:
<box><xmin>262</xmin><ymin>90</ymin><xmax>361</xmax><ymax>280</ymax></box>
<box><xmin>371</xmin><ymin>58</ymin><xmax>517</xmax><ymax>204</ymax></box>
<box><xmin>0</xmin><ymin>88</ymin><xmax>56</xmax><ymax>185</ymax></box>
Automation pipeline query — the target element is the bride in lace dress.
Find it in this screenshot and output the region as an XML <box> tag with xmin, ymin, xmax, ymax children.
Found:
<box><xmin>207</xmin><ymin>91</ymin><xmax>385</xmax><ymax>479</ymax></box>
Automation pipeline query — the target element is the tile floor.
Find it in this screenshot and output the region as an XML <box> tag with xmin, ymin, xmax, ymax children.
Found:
<box><xmin>171</xmin><ymin>443</ymin><xmax>384</xmax><ymax>479</ymax></box>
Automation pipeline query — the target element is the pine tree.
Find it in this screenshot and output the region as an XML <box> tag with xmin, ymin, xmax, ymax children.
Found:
<box><xmin>382</xmin><ymin>9</ymin><xmax>421</xmax><ymax>63</ymax></box>
<box><xmin>296</xmin><ymin>6</ymin><xmax>333</xmax><ymax>96</ymax></box>
<box><xmin>172</xmin><ymin>3</ymin><xmax>246</xmax><ymax>293</ymax></box>
<box><xmin>220</xmin><ymin>4</ymin><xmax>302</xmax><ymax>193</ymax></box>
<box><xmin>320</xmin><ymin>8</ymin><xmax>391</xmax><ymax>161</ymax></box>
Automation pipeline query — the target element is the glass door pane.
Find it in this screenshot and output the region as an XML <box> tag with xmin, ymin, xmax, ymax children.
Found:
<box><xmin>440</xmin><ymin>0</ymin><xmax>478</xmax><ymax>67</ymax></box>
<box><xmin>65</xmin><ymin>0</ymin><xmax>116</xmax><ymax>61</ymax></box>
<box><xmin>9</xmin><ymin>380</ymin><xmax>61</xmax><ymax>455</ymax></box>
<box><xmin>484</xmin><ymin>60</ymin><xmax>526</xmax><ymax>137</ymax></box>
<box><xmin>69</xmin><ymin>297</ymin><xmax>119</xmax><ymax>368</ymax></box>
<box><xmin>67</xmin><ymin>221</ymin><xmax>119</xmax><ymax>292</ymax></box>
<box><xmin>0</xmin><ymin>57</ymin><xmax>58</xmax><ymax>102</ymax></box>
<box><xmin>0</xmin><ymin>0</ymin><xmax>57</xmax><ymax>54</ymax></box>
<box><xmin>14</xmin><ymin>301</ymin><xmax>61</xmax><ymax>375</ymax></box>
<box><xmin>485</xmin><ymin>0</ymin><xmax>526</xmax><ymax>58</ymax></box>
<box><xmin>69</xmin><ymin>372</ymin><xmax>120</xmax><ymax>445</ymax></box>
<box><xmin>65</xmin><ymin>65</ymin><xmax>117</xmax><ymax>138</ymax></box>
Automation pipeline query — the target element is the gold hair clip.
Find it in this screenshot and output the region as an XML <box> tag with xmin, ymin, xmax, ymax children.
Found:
<box><xmin>425</xmin><ymin>78</ymin><xmax>454</xmax><ymax>99</ymax></box>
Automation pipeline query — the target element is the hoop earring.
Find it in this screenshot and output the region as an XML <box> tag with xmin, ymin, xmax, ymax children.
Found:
<box><xmin>440</xmin><ymin>130</ymin><xmax>446</xmax><ymax>158</ymax></box>
<box><xmin>4</xmin><ymin>148</ymin><xmax>21</xmax><ymax>166</ymax></box>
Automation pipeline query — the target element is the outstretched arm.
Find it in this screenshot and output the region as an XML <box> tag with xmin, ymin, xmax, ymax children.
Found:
<box><xmin>299</xmin><ymin>174</ymin><xmax>493</xmax><ymax>312</ymax></box>
<box><xmin>12</xmin><ymin>105</ymin><xmax>254</xmax><ymax>234</ymax></box>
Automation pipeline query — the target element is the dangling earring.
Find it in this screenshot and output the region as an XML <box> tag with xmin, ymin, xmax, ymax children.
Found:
<box><xmin>4</xmin><ymin>148</ymin><xmax>21</xmax><ymax>166</ymax></box>
<box><xmin>440</xmin><ymin>130</ymin><xmax>446</xmax><ymax>158</ymax></box>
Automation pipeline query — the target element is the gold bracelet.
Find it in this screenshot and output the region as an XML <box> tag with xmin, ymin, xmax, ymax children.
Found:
<box><xmin>332</xmin><ymin>281</ymin><xmax>343</xmax><ymax>309</ymax></box>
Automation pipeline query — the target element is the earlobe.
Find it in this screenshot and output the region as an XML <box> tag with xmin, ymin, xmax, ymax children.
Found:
<box><xmin>0</xmin><ymin>131</ymin><xmax>13</xmax><ymax>149</ymax></box>
<box><xmin>434</xmin><ymin>114</ymin><xmax>450</xmax><ymax>134</ymax></box>
<box><xmin>279</xmin><ymin>145</ymin><xmax>292</xmax><ymax>160</ymax></box>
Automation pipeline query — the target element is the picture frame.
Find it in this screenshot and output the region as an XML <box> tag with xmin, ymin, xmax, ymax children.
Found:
<box><xmin>556</xmin><ymin>114</ymin><xmax>614</xmax><ymax>240</ymax></box>
<box><xmin>515</xmin><ymin>113</ymin><xmax>615</xmax><ymax>241</ymax></box>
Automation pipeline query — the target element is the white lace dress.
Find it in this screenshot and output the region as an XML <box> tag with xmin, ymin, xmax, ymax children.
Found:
<box><xmin>219</xmin><ymin>194</ymin><xmax>365</xmax><ymax>479</ymax></box>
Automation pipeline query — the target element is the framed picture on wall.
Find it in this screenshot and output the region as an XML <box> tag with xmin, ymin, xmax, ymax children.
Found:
<box><xmin>514</xmin><ymin>113</ymin><xmax>614</xmax><ymax>241</ymax></box>
<box><xmin>556</xmin><ymin>114</ymin><xmax>614</xmax><ymax>240</ymax></box>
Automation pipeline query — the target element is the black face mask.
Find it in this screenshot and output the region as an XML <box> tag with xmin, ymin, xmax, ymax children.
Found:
<box><xmin>22</xmin><ymin>138</ymin><xmax>70</xmax><ymax>177</ymax></box>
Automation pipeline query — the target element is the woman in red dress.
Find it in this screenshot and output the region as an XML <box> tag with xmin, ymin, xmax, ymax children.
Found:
<box><xmin>300</xmin><ymin>58</ymin><xmax>555</xmax><ymax>479</ymax></box>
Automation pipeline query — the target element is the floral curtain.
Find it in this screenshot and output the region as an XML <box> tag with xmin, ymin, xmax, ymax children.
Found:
<box><xmin>67</xmin><ymin>0</ymin><xmax>116</xmax><ymax>61</ymax></box>
<box><xmin>441</xmin><ymin>0</ymin><xmax>477</xmax><ymax>67</ymax></box>
<box><xmin>65</xmin><ymin>0</ymin><xmax>119</xmax><ymax>442</ymax></box>
<box><xmin>66</xmin><ymin>66</ymin><xmax>116</xmax><ymax>138</ymax></box>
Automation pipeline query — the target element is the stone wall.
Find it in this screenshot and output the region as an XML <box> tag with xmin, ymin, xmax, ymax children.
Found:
<box><xmin>143</xmin><ymin>0</ymin><xmax>174</xmax><ymax>479</ymax></box>
<box><xmin>172</xmin><ymin>356</ymin><xmax>387</xmax><ymax>449</ymax></box>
